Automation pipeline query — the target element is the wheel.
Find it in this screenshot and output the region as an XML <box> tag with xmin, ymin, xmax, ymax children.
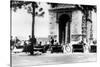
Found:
<box><xmin>61</xmin><ymin>50</ymin><xmax>63</xmax><ymax>53</ymax></box>
<box><xmin>51</xmin><ymin>50</ymin><xmax>53</xmax><ymax>53</ymax></box>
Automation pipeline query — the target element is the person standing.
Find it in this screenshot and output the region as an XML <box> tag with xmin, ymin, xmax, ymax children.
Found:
<box><xmin>10</xmin><ymin>36</ymin><xmax>15</xmax><ymax>50</ymax></box>
<box><xmin>28</xmin><ymin>35</ymin><xmax>37</xmax><ymax>55</ymax></box>
<box><xmin>50</xmin><ymin>37</ymin><xmax>54</xmax><ymax>45</ymax></box>
<box><xmin>15</xmin><ymin>37</ymin><xmax>20</xmax><ymax>44</ymax></box>
<box><xmin>23</xmin><ymin>40</ymin><xmax>28</xmax><ymax>53</ymax></box>
<box><xmin>15</xmin><ymin>36</ymin><xmax>20</xmax><ymax>47</ymax></box>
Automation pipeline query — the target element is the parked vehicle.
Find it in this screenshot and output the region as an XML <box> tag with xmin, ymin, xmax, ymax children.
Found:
<box><xmin>89</xmin><ymin>45</ymin><xmax>97</xmax><ymax>53</ymax></box>
<box><xmin>15</xmin><ymin>41</ymin><xmax>24</xmax><ymax>49</ymax></box>
<box><xmin>89</xmin><ymin>40</ymin><xmax>97</xmax><ymax>53</ymax></box>
<box><xmin>50</xmin><ymin>45</ymin><xmax>63</xmax><ymax>53</ymax></box>
<box><xmin>34</xmin><ymin>45</ymin><xmax>46</xmax><ymax>53</ymax></box>
<box><xmin>72</xmin><ymin>44</ymin><xmax>84</xmax><ymax>53</ymax></box>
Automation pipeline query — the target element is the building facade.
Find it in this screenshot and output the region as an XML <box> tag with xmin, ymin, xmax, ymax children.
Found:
<box><xmin>48</xmin><ymin>4</ymin><xmax>96</xmax><ymax>45</ymax></box>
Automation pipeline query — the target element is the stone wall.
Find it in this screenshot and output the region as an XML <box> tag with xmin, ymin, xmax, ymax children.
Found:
<box><xmin>71</xmin><ymin>10</ymin><xmax>83</xmax><ymax>42</ymax></box>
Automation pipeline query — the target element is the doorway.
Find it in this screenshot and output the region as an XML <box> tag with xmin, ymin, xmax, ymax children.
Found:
<box><xmin>59</xmin><ymin>14</ymin><xmax>70</xmax><ymax>44</ymax></box>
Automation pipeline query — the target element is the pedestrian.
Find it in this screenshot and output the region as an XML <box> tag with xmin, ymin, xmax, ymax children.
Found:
<box><xmin>28</xmin><ymin>35</ymin><xmax>37</xmax><ymax>55</ymax></box>
<box><xmin>54</xmin><ymin>40</ymin><xmax>58</xmax><ymax>45</ymax></box>
<box><xmin>10</xmin><ymin>36</ymin><xmax>15</xmax><ymax>50</ymax></box>
<box><xmin>38</xmin><ymin>41</ymin><xmax>42</xmax><ymax>46</ymax></box>
<box><xmin>15</xmin><ymin>36</ymin><xmax>20</xmax><ymax>44</ymax></box>
<box><xmin>23</xmin><ymin>40</ymin><xmax>28</xmax><ymax>53</ymax></box>
<box><xmin>50</xmin><ymin>37</ymin><xmax>54</xmax><ymax>45</ymax></box>
<box><xmin>15</xmin><ymin>36</ymin><xmax>20</xmax><ymax>47</ymax></box>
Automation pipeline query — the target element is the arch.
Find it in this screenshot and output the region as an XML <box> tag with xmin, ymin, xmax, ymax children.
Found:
<box><xmin>59</xmin><ymin>14</ymin><xmax>71</xmax><ymax>24</ymax></box>
<box><xmin>58</xmin><ymin>14</ymin><xmax>71</xmax><ymax>44</ymax></box>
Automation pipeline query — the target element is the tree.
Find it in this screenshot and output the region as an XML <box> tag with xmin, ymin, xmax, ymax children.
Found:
<box><xmin>10</xmin><ymin>0</ymin><xmax>45</xmax><ymax>55</ymax></box>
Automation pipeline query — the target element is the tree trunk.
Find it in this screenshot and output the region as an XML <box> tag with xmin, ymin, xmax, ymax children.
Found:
<box><xmin>30</xmin><ymin>2</ymin><xmax>35</xmax><ymax>55</ymax></box>
<box><xmin>32</xmin><ymin>2</ymin><xmax>35</xmax><ymax>39</ymax></box>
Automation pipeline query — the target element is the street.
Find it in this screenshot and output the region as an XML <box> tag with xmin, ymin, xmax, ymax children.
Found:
<box><xmin>12</xmin><ymin>52</ymin><xmax>96</xmax><ymax>67</ymax></box>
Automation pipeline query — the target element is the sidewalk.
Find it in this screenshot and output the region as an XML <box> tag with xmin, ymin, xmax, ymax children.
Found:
<box><xmin>12</xmin><ymin>52</ymin><xmax>96</xmax><ymax>67</ymax></box>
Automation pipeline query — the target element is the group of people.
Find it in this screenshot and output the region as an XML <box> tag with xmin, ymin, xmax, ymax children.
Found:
<box><xmin>10</xmin><ymin>36</ymin><xmax>20</xmax><ymax>50</ymax></box>
<box><xmin>49</xmin><ymin>37</ymin><xmax>59</xmax><ymax>46</ymax></box>
<box><xmin>10</xmin><ymin>35</ymin><xmax>55</xmax><ymax>54</ymax></box>
<box><xmin>10</xmin><ymin>35</ymin><xmax>63</xmax><ymax>55</ymax></box>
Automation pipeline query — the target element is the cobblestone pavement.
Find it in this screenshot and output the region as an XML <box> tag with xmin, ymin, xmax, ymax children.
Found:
<box><xmin>11</xmin><ymin>52</ymin><xmax>97</xmax><ymax>67</ymax></box>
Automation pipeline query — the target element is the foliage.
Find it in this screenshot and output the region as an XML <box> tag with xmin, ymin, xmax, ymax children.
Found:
<box><xmin>10</xmin><ymin>0</ymin><xmax>45</xmax><ymax>16</ymax></box>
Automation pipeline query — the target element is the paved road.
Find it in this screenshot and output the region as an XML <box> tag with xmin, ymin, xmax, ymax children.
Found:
<box><xmin>11</xmin><ymin>52</ymin><xmax>96</xmax><ymax>67</ymax></box>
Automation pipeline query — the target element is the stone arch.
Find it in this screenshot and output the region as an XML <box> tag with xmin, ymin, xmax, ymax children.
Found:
<box><xmin>58</xmin><ymin>14</ymin><xmax>71</xmax><ymax>44</ymax></box>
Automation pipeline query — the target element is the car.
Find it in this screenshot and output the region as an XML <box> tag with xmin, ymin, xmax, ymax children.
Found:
<box><xmin>72</xmin><ymin>44</ymin><xmax>84</xmax><ymax>53</ymax></box>
<box><xmin>23</xmin><ymin>44</ymin><xmax>50</xmax><ymax>53</ymax></box>
<box><xmin>50</xmin><ymin>45</ymin><xmax>63</xmax><ymax>53</ymax></box>
<box><xmin>34</xmin><ymin>45</ymin><xmax>46</xmax><ymax>53</ymax></box>
<box><xmin>89</xmin><ymin>45</ymin><xmax>97</xmax><ymax>53</ymax></box>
